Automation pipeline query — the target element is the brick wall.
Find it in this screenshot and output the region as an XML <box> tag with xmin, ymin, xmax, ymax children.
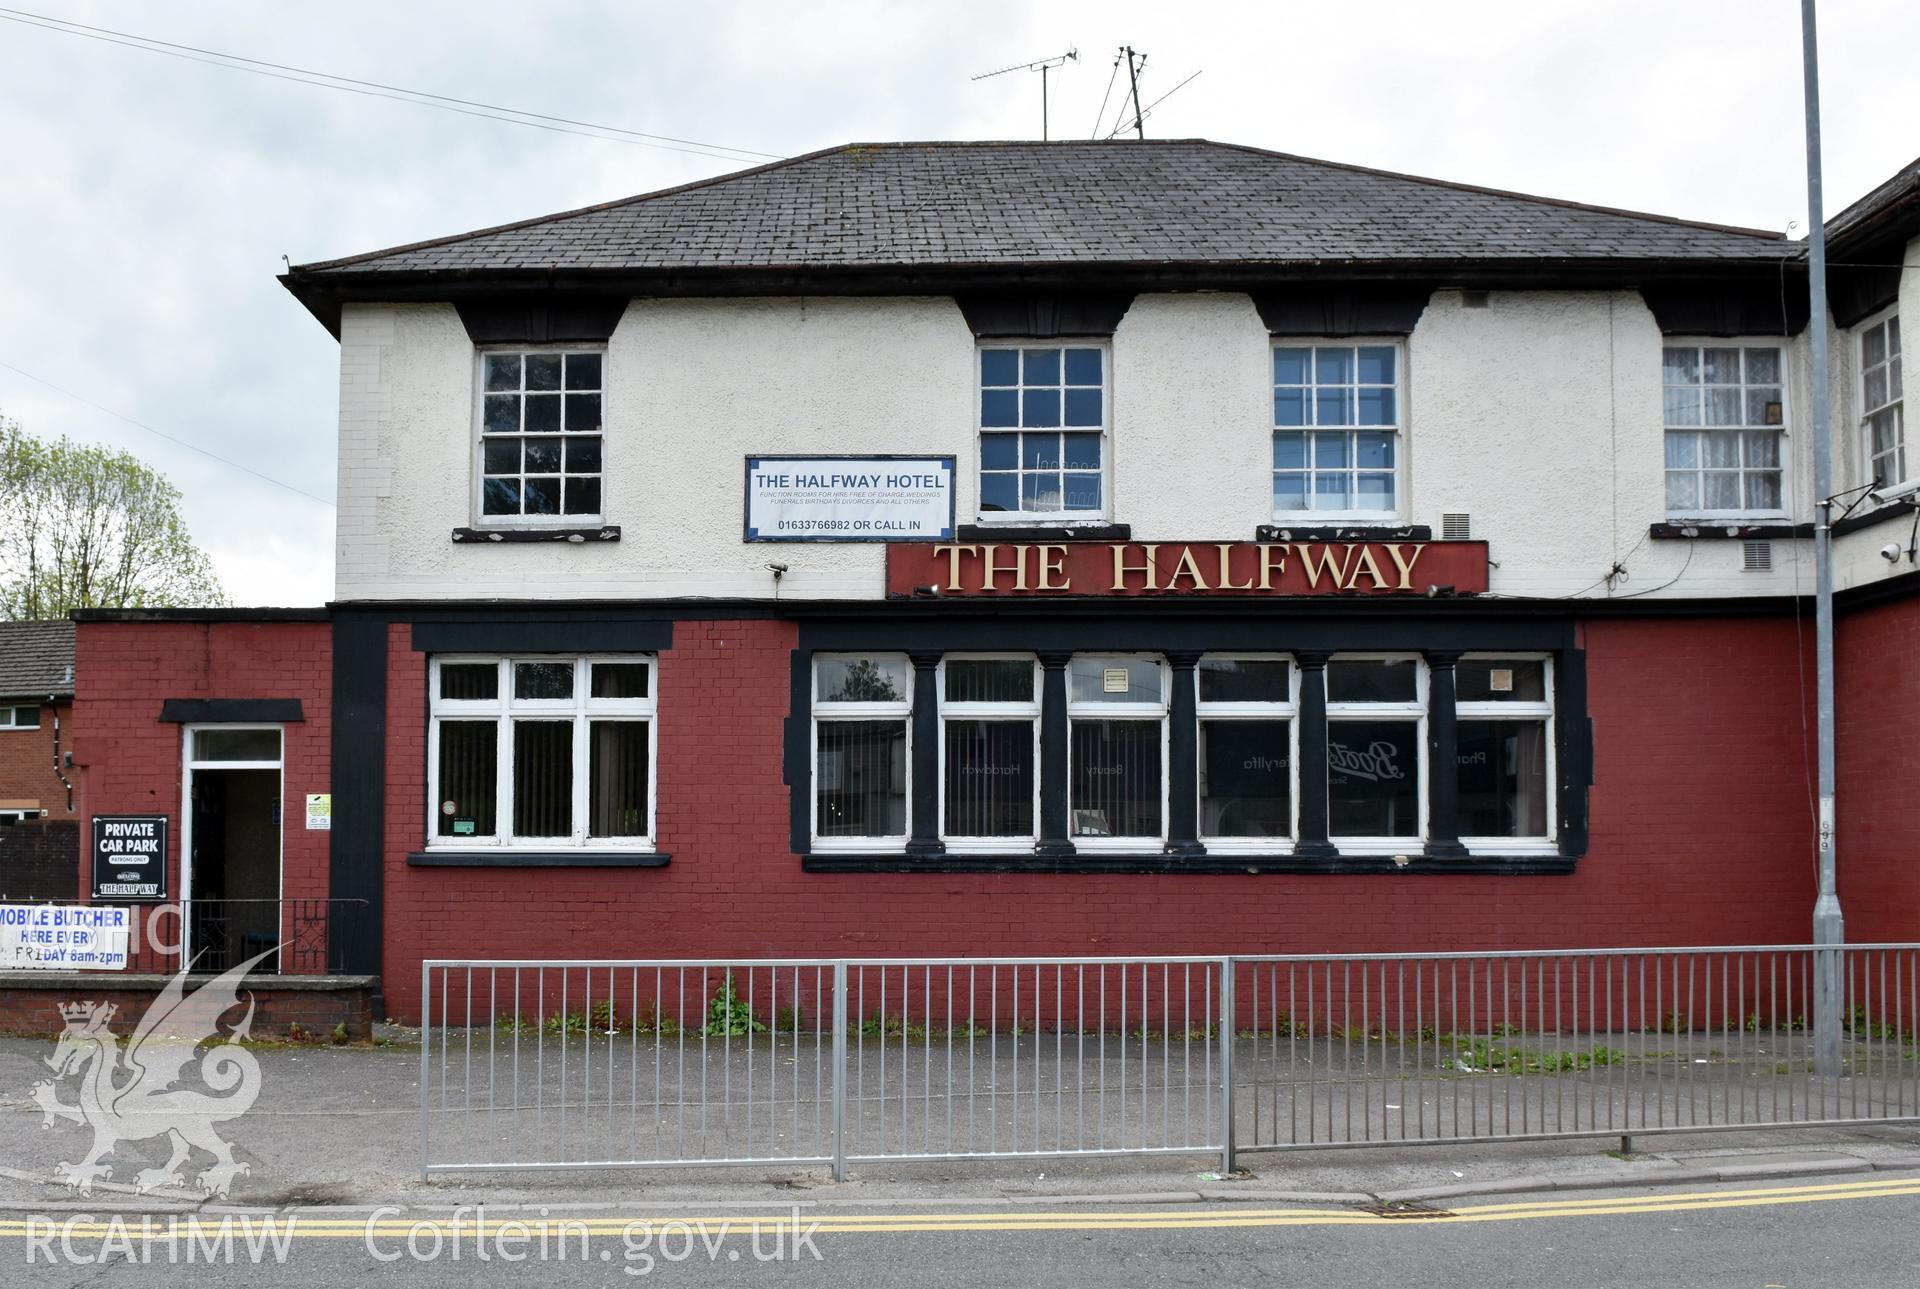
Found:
<box><xmin>0</xmin><ymin>975</ymin><xmax>374</xmax><ymax>1040</ymax></box>
<box><xmin>71</xmin><ymin>620</ymin><xmax>333</xmax><ymax>914</ymax></box>
<box><xmin>377</xmin><ymin>614</ymin><xmax>1822</xmax><ymax>1021</ymax></box>
<box><xmin>0</xmin><ymin>699</ymin><xmax>73</xmax><ymax>814</ymax></box>
<box><xmin>1836</xmin><ymin>594</ymin><xmax>1920</xmax><ymax>944</ymax></box>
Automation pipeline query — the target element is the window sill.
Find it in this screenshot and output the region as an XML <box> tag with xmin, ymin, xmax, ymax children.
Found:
<box><xmin>800</xmin><ymin>851</ymin><xmax>1573</xmax><ymax>875</ymax></box>
<box><xmin>957</xmin><ymin>521</ymin><xmax>1130</xmax><ymax>542</ymax></box>
<box><xmin>451</xmin><ymin>525</ymin><xmax>621</xmax><ymax>544</ymax></box>
<box><xmin>408</xmin><ymin>850</ymin><xmax>669</xmax><ymax>868</ymax></box>
<box><xmin>1650</xmin><ymin>520</ymin><xmax>1807</xmax><ymax>540</ymax></box>
<box><xmin>1257</xmin><ymin>522</ymin><xmax>1429</xmax><ymax>542</ymax></box>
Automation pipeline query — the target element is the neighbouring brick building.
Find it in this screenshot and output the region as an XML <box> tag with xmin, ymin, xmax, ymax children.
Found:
<box><xmin>0</xmin><ymin>620</ymin><xmax>77</xmax><ymax>898</ymax></box>
<box><xmin>68</xmin><ymin>141</ymin><xmax>1920</xmax><ymax>1021</ymax></box>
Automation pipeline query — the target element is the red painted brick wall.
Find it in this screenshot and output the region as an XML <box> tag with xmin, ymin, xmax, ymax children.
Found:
<box><xmin>0</xmin><ymin>698</ymin><xmax>72</xmax><ymax>813</ymax></box>
<box><xmin>1836</xmin><ymin>594</ymin><xmax>1920</xmax><ymax>944</ymax></box>
<box><xmin>378</xmin><ymin>615</ymin><xmax>1822</xmax><ymax>1021</ymax></box>
<box><xmin>70</xmin><ymin>621</ymin><xmax>333</xmax><ymax>931</ymax></box>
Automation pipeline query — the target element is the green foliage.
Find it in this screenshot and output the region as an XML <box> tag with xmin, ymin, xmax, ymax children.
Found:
<box><xmin>702</xmin><ymin>974</ymin><xmax>767</xmax><ymax>1036</ymax></box>
<box><xmin>1451</xmin><ymin>1038</ymin><xmax>1624</xmax><ymax>1074</ymax></box>
<box><xmin>0</xmin><ymin>419</ymin><xmax>226</xmax><ymax>617</ymax></box>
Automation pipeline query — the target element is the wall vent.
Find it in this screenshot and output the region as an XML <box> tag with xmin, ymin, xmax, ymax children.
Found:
<box><xmin>1441</xmin><ymin>513</ymin><xmax>1473</xmax><ymax>540</ymax></box>
<box><xmin>1461</xmin><ymin>290</ymin><xmax>1492</xmax><ymax>309</ymax></box>
<box><xmin>1742</xmin><ymin>540</ymin><xmax>1773</xmax><ymax>572</ymax></box>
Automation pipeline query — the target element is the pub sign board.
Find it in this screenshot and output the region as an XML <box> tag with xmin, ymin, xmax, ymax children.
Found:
<box><xmin>90</xmin><ymin>815</ymin><xmax>168</xmax><ymax>903</ymax></box>
<box><xmin>887</xmin><ymin>540</ymin><xmax>1491</xmax><ymax>597</ymax></box>
<box><xmin>745</xmin><ymin>455</ymin><xmax>956</xmax><ymax>542</ymax></box>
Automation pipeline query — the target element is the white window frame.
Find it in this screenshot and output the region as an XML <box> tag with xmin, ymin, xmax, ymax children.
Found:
<box><xmin>1661</xmin><ymin>339</ymin><xmax>1791</xmax><ymax>521</ymax></box>
<box><xmin>427</xmin><ymin>655</ymin><xmax>657</xmax><ymax>851</ymax></box>
<box><xmin>0</xmin><ymin>704</ymin><xmax>40</xmax><ymax>730</ymax></box>
<box><xmin>1455</xmin><ymin>653</ymin><xmax>1557</xmax><ymax>855</ymax></box>
<box><xmin>1859</xmin><ymin>309</ymin><xmax>1906</xmax><ymax>490</ymax></box>
<box><xmin>472</xmin><ymin>345</ymin><xmax>608</xmax><ymax>529</ymax></box>
<box><xmin>1324</xmin><ymin>652</ymin><xmax>1428</xmax><ymax>852</ymax></box>
<box><xmin>936</xmin><ymin>654</ymin><xmax>1041</xmax><ymax>852</ymax></box>
<box><xmin>810</xmin><ymin>653</ymin><xmax>912</xmax><ymax>852</ymax></box>
<box><xmin>1195</xmin><ymin>653</ymin><xmax>1299</xmax><ymax>853</ymax></box>
<box><xmin>1271</xmin><ymin>338</ymin><xmax>1405</xmax><ymax>523</ymax></box>
<box><xmin>1066</xmin><ymin>653</ymin><xmax>1170</xmax><ymax>851</ymax></box>
<box><xmin>0</xmin><ymin>808</ymin><xmax>47</xmax><ymax>823</ymax></box>
<box><xmin>974</xmin><ymin>341</ymin><xmax>1112</xmax><ymax>524</ymax></box>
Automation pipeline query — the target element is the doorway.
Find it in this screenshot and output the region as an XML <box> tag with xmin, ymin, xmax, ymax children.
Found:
<box><xmin>182</xmin><ymin>726</ymin><xmax>283</xmax><ymax>972</ymax></box>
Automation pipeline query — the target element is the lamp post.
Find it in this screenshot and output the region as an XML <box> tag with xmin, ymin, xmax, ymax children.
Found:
<box><xmin>1800</xmin><ymin>0</ymin><xmax>1845</xmax><ymax>1078</ymax></box>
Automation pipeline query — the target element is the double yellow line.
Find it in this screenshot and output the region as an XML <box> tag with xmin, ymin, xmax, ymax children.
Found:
<box><xmin>1</xmin><ymin>1175</ymin><xmax>1916</xmax><ymax>1238</ymax></box>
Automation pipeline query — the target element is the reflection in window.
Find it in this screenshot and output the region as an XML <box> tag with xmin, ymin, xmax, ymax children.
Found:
<box><xmin>815</xmin><ymin>720</ymin><xmax>908</xmax><ymax>839</ymax></box>
<box><xmin>1326</xmin><ymin>656</ymin><xmax>1424</xmax><ymax>841</ymax></box>
<box><xmin>1068</xmin><ymin>656</ymin><xmax>1167</xmax><ymax>842</ymax></box>
<box><xmin>479</xmin><ymin>350</ymin><xmax>604</xmax><ymax>520</ymax></box>
<box><xmin>1273</xmin><ymin>343</ymin><xmax>1399</xmax><ymax>515</ymax></box>
<box><xmin>1457</xmin><ymin>656</ymin><xmax>1553</xmax><ymax>841</ymax></box>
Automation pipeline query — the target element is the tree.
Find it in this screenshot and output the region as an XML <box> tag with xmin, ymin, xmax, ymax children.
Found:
<box><xmin>0</xmin><ymin>418</ymin><xmax>226</xmax><ymax>618</ymax></box>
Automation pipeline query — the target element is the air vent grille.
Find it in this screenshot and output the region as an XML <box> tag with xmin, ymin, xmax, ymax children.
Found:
<box><xmin>1461</xmin><ymin>290</ymin><xmax>1491</xmax><ymax>309</ymax></box>
<box><xmin>1441</xmin><ymin>513</ymin><xmax>1472</xmax><ymax>541</ymax></box>
<box><xmin>1742</xmin><ymin>540</ymin><xmax>1772</xmax><ymax>572</ymax></box>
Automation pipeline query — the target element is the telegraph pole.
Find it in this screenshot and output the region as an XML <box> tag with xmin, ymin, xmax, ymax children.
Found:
<box><xmin>1800</xmin><ymin>0</ymin><xmax>1845</xmax><ymax>1077</ymax></box>
<box><xmin>1123</xmin><ymin>46</ymin><xmax>1145</xmax><ymax>139</ymax></box>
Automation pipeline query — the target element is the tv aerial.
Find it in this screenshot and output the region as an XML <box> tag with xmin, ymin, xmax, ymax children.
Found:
<box><xmin>972</xmin><ymin>48</ymin><xmax>1078</xmax><ymax>140</ymax></box>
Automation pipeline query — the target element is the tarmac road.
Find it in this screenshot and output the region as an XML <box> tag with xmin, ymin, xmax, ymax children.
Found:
<box><xmin>6</xmin><ymin>1175</ymin><xmax>1920</xmax><ymax>1287</ymax></box>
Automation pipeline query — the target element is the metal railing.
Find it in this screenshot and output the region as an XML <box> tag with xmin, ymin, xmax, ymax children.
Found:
<box><xmin>419</xmin><ymin>945</ymin><xmax>1920</xmax><ymax>1178</ymax></box>
<box><xmin>1236</xmin><ymin>946</ymin><xmax>1920</xmax><ymax>1153</ymax></box>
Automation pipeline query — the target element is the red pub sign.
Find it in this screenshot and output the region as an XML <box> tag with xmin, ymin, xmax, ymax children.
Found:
<box><xmin>887</xmin><ymin>540</ymin><xmax>1490</xmax><ymax>597</ymax></box>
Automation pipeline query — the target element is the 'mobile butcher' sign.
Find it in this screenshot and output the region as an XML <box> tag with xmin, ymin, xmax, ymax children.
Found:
<box><xmin>887</xmin><ymin>541</ymin><xmax>1489</xmax><ymax>597</ymax></box>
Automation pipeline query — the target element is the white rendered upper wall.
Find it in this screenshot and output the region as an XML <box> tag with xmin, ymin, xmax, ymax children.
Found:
<box><xmin>333</xmin><ymin>272</ymin><xmax>1916</xmax><ymax>603</ymax></box>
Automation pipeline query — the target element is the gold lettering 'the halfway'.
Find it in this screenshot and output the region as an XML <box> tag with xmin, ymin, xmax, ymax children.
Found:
<box><xmin>932</xmin><ymin>544</ymin><xmax>978</xmax><ymax>588</ymax></box>
<box><xmin>980</xmin><ymin>544</ymin><xmax>1028</xmax><ymax>591</ymax></box>
<box><xmin>1214</xmin><ymin>544</ymin><xmax>1253</xmax><ymax>591</ymax></box>
<box><xmin>1343</xmin><ymin>545</ymin><xmax>1390</xmax><ymax>591</ymax></box>
<box><xmin>1386</xmin><ymin>543</ymin><xmax>1425</xmax><ymax>591</ymax></box>
<box><xmin>1037</xmin><ymin>545</ymin><xmax>1070</xmax><ymax>591</ymax></box>
<box><xmin>1167</xmin><ymin>546</ymin><xmax>1211</xmax><ymax>591</ymax></box>
<box><xmin>1112</xmin><ymin>543</ymin><xmax>1160</xmax><ymax>591</ymax></box>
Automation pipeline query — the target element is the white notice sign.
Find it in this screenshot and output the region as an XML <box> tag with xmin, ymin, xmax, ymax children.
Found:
<box><xmin>745</xmin><ymin>456</ymin><xmax>955</xmax><ymax>542</ymax></box>
<box><xmin>0</xmin><ymin>904</ymin><xmax>130</xmax><ymax>970</ymax></box>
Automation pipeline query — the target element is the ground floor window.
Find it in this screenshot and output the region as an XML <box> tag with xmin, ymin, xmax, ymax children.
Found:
<box><xmin>428</xmin><ymin>655</ymin><xmax>655</xmax><ymax>849</ymax></box>
<box><xmin>801</xmin><ymin>643</ymin><xmax>1564</xmax><ymax>859</ymax></box>
<box><xmin>1068</xmin><ymin>656</ymin><xmax>1168</xmax><ymax>845</ymax></box>
<box><xmin>940</xmin><ymin>657</ymin><xmax>1039</xmax><ymax>846</ymax></box>
<box><xmin>812</xmin><ymin>655</ymin><xmax>911</xmax><ymax>846</ymax></box>
<box><xmin>1456</xmin><ymin>656</ymin><xmax>1554</xmax><ymax>843</ymax></box>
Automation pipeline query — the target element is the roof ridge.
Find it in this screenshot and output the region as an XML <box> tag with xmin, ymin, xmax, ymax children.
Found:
<box><xmin>288</xmin><ymin>142</ymin><xmax>858</xmax><ymax>273</ymax></box>
<box><xmin>1204</xmin><ymin>139</ymin><xmax>1787</xmax><ymax>242</ymax></box>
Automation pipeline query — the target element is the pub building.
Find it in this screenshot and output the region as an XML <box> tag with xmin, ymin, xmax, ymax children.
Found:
<box><xmin>68</xmin><ymin>142</ymin><xmax>1919</xmax><ymax>1020</ymax></box>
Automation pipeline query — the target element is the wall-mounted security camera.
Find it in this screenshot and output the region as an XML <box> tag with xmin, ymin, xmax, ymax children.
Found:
<box><xmin>1881</xmin><ymin>543</ymin><xmax>1904</xmax><ymax>562</ymax></box>
<box><xmin>765</xmin><ymin>562</ymin><xmax>790</xmax><ymax>577</ymax></box>
<box><xmin>1868</xmin><ymin>477</ymin><xmax>1920</xmax><ymax>505</ymax></box>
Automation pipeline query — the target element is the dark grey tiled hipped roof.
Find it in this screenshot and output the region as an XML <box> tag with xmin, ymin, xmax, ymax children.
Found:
<box><xmin>0</xmin><ymin>621</ymin><xmax>74</xmax><ymax>700</ymax></box>
<box><xmin>290</xmin><ymin>140</ymin><xmax>1789</xmax><ymax>279</ymax></box>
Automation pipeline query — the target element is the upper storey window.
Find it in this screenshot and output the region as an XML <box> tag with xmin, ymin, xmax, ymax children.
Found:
<box><xmin>478</xmin><ymin>350</ymin><xmax>605</xmax><ymax>524</ymax></box>
<box><xmin>1272</xmin><ymin>343</ymin><xmax>1400</xmax><ymax>520</ymax></box>
<box><xmin>978</xmin><ymin>345</ymin><xmax>1107</xmax><ymax>519</ymax></box>
<box><xmin>1662</xmin><ymin>344</ymin><xmax>1785</xmax><ymax>517</ymax></box>
<box><xmin>1861</xmin><ymin>313</ymin><xmax>1905</xmax><ymax>488</ymax></box>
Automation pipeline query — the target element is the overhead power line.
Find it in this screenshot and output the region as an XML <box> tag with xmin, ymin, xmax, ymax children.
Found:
<box><xmin>0</xmin><ymin>7</ymin><xmax>781</xmax><ymax>164</ymax></box>
<box><xmin>0</xmin><ymin>358</ymin><xmax>336</xmax><ymax>507</ymax></box>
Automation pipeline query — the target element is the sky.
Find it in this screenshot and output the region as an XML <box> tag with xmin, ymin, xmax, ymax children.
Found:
<box><xmin>1</xmin><ymin>0</ymin><xmax>1915</xmax><ymax>606</ymax></box>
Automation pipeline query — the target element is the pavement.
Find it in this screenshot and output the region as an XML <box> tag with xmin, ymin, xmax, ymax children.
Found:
<box><xmin>3</xmin><ymin>1032</ymin><xmax>1920</xmax><ymax>1217</ymax></box>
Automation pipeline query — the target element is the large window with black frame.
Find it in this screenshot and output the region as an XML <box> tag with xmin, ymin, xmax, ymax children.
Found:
<box><xmin>939</xmin><ymin>656</ymin><xmax>1040</xmax><ymax>848</ymax></box>
<box><xmin>1068</xmin><ymin>655</ymin><xmax>1168</xmax><ymax>847</ymax></box>
<box><xmin>1324</xmin><ymin>655</ymin><xmax>1426</xmax><ymax>846</ymax></box>
<box><xmin>1197</xmin><ymin>655</ymin><xmax>1297</xmax><ymax>846</ymax></box>
<box><xmin>429</xmin><ymin>655</ymin><xmax>655</xmax><ymax>849</ymax></box>
<box><xmin>812</xmin><ymin>655</ymin><xmax>911</xmax><ymax>848</ymax></box>
<box><xmin>1454</xmin><ymin>656</ymin><xmax>1555</xmax><ymax>849</ymax></box>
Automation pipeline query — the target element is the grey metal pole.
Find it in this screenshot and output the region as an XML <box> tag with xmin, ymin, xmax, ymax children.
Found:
<box><xmin>1800</xmin><ymin>0</ymin><xmax>1845</xmax><ymax>1077</ymax></box>
<box><xmin>831</xmin><ymin>962</ymin><xmax>849</xmax><ymax>1181</ymax></box>
<box><xmin>1218</xmin><ymin>959</ymin><xmax>1235</xmax><ymax>1173</ymax></box>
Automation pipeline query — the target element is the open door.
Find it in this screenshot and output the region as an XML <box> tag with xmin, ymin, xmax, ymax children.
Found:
<box><xmin>182</xmin><ymin>726</ymin><xmax>283</xmax><ymax>973</ymax></box>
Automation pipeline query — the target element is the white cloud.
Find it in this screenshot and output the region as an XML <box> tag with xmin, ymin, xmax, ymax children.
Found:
<box><xmin>1</xmin><ymin>0</ymin><xmax>1913</xmax><ymax>605</ymax></box>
